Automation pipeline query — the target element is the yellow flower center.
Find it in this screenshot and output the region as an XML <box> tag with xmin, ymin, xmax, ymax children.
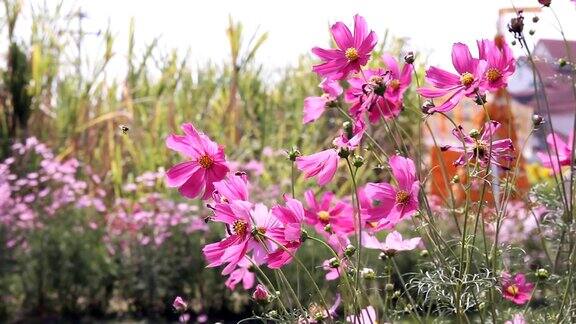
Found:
<box><xmin>388</xmin><ymin>79</ymin><xmax>400</xmax><ymax>90</ymax></box>
<box><xmin>345</xmin><ymin>47</ymin><xmax>359</xmax><ymax>61</ymax></box>
<box><xmin>460</xmin><ymin>72</ymin><xmax>475</xmax><ymax>87</ymax></box>
<box><xmin>473</xmin><ymin>140</ymin><xmax>489</xmax><ymax>159</ymax></box>
<box><xmin>317</xmin><ymin>210</ymin><xmax>330</xmax><ymax>223</ymax></box>
<box><xmin>367</xmin><ymin>221</ymin><xmax>378</xmax><ymax>228</ymax></box>
<box><xmin>485</xmin><ymin>67</ymin><xmax>502</xmax><ymax>82</ymax></box>
<box><xmin>506</xmin><ymin>284</ymin><xmax>519</xmax><ymax>296</ymax></box>
<box><xmin>395</xmin><ymin>190</ymin><xmax>411</xmax><ymax>204</ymax></box>
<box><xmin>198</xmin><ymin>155</ymin><xmax>214</xmax><ymax>169</ymax></box>
<box><xmin>256</xmin><ymin>227</ymin><xmax>267</xmax><ymax>235</ymax></box>
<box><xmin>232</xmin><ymin>220</ymin><xmax>248</xmax><ymax>236</ymax></box>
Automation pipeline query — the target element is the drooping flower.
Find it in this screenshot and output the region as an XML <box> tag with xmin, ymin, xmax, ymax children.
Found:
<box><xmin>346</xmin><ymin>305</ymin><xmax>377</xmax><ymax>324</ymax></box>
<box><xmin>442</xmin><ymin>121</ymin><xmax>515</xmax><ymax>169</ymax></box>
<box><xmin>537</xmin><ymin>131</ymin><xmax>574</xmax><ymax>173</ymax></box>
<box><xmin>224</xmin><ymin>257</ymin><xmax>256</xmax><ymax>291</ymax></box>
<box><xmin>202</xmin><ymin>202</ymin><xmax>280</xmax><ymax>275</ymax></box>
<box><xmin>477</xmin><ymin>38</ymin><xmax>515</xmax><ymax>91</ymax></box>
<box><xmin>300</xmin><ymin>294</ymin><xmax>341</xmax><ymax>323</ymax></box>
<box><xmin>382</xmin><ymin>53</ymin><xmax>413</xmax><ymax>104</ymax></box>
<box><xmin>501</xmin><ymin>272</ymin><xmax>534</xmax><ymax>305</ymax></box>
<box><xmin>346</xmin><ymin>68</ymin><xmax>401</xmax><ymax>123</ymax></box>
<box><xmin>365</xmin><ymin>155</ymin><xmax>420</xmax><ymax>227</ymax></box>
<box><xmin>166</xmin><ymin>123</ymin><xmax>229</xmax><ymax>200</ymax></box>
<box><xmin>363</xmin><ymin>230</ymin><xmax>421</xmax><ymax>255</ymax></box>
<box><xmin>173</xmin><ymin>296</ymin><xmax>188</xmax><ymax>312</ymax></box>
<box><xmin>296</xmin><ymin>149</ymin><xmax>339</xmax><ymax>185</ymax></box>
<box><xmin>417</xmin><ymin>43</ymin><xmax>487</xmax><ymax>113</ymax></box>
<box><xmin>312</xmin><ymin>14</ymin><xmax>377</xmax><ymax>80</ymax></box>
<box><xmin>303</xmin><ymin>79</ymin><xmax>343</xmax><ymax>124</ymax></box>
<box><xmin>267</xmin><ymin>196</ymin><xmax>306</xmax><ymax>268</ymax></box>
<box><xmin>505</xmin><ymin>313</ymin><xmax>526</xmax><ymax>324</ymax></box>
<box><xmin>303</xmin><ymin>190</ymin><xmax>354</xmax><ymax>236</ymax></box>
<box><xmin>252</xmin><ymin>284</ymin><xmax>270</xmax><ymax>302</ymax></box>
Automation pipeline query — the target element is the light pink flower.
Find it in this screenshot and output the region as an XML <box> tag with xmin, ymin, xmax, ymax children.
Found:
<box><xmin>296</xmin><ymin>149</ymin><xmax>339</xmax><ymax>185</ymax></box>
<box><xmin>346</xmin><ymin>305</ymin><xmax>377</xmax><ymax>324</ymax></box>
<box><xmin>442</xmin><ymin>121</ymin><xmax>515</xmax><ymax>169</ymax></box>
<box><xmin>501</xmin><ymin>272</ymin><xmax>534</xmax><ymax>305</ymax></box>
<box><xmin>252</xmin><ymin>284</ymin><xmax>270</xmax><ymax>301</ymax></box>
<box><xmin>505</xmin><ymin>313</ymin><xmax>526</xmax><ymax>324</ymax></box>
<box><xmin>303</xmin><ymin>79</ymin><xmax>343</xmax><ymax>124</ymax></box>
<box><xmin>225</xmin><ymin>257</ymin><xmax>255</xmax><ymax>291</ymax></box>
<box><xmin>364</xmin><ymin>230</ymin><xmax>421</xmax><ymax>255</ymax></box>
<box><xmin>477</xmin><ymin>38</ymin><xmax>515</xmax><ymax>91</ymax></box>
<box><xmin>537</xmin><ymin>131</ymin><xmax>574</xmax><ymax>174</ymax></box>
<box><xmin>166</xmin><ymin>123</ymin><xmax>229</xmax><ymax>200</ymax></box>
<box><xmin>173</xmin><ymin>296</ymin><xmax>188</xmax><ymax>312</ymax></box>
<box><xmin>365</xmin><ymin>155</ymin><xmax>420</xmax><ymax>228</ymax></box>
<box><xmin>418</xmin><ymin>42</ymin><xmax>487</xmax><ymax>113</ymax></box>
<box><xmin>312</xmin><ymin>14</ymin><xmax>377</xmax><ymax>80</ymax></box>
<box><xmin>333</xmin><ymin>119</ymin><xmax>365</xmax><ymax>150</ymax></box>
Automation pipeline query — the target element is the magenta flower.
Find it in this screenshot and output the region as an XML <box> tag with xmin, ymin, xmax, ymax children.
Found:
<box><xmin>213</xmin><ymin>172</ymin><xmax>250</xmax><ymax>203</ymax></box>
<box><xmin>173</xmin><ymin>296</ymin><xmax>188</xmax><ymax>312</ymax></box>
<box><xmin>252</xmin><ymin>284</ymin><xmax>270</xmax><ymax>301</ymax></box>
<box><xmin>312</xmin><ymin>14</ymin><xmax>377</xmax><ymax>80</ymax></box>
<box><xmin>267</xmin><ymin>197</ymin><xmax>306</xmax><ymax>268</ymax></box>
<box><xmin>477</xmin><ymin>39</ymin><xmax>515</xmax><ymax>91</ymax></box>
<box><xmin>303</xmin><ymin>78</ymin><xmax>343</xmax><ymax>124</ymax></box>
<box><xmin>418</xmin><ymin>43</ymin><xmax>487</xmax><ymax>113</ymax></box>
<box><xmin>365</xmin><ymin>155</ymin><xmax>420</xmax><ymax>227</ymax></box>
<box><xmin>501</xmin><ymin>272</ymin><xmax>534</xmax><ymax>305</ymax></box>
<box><xmin>346</xmin><ymin>305</ymin><xmax>377</xmax><ymax>324</ymax></box>
<box><xmin>363</xmin><ymin>230</ymin><xmax>421</xmax><ymax>255</ymax></box>
<box><xmin>225</xmin><ymin>257</ymin><xmax>255</xmax><ymax>291</ymax></box>
<box><xmin>333</xmin><ymin>119</ymin><xmax>365</xmax><ymax>150</ymax></box>
<box><xmin>537</xmin><ymin>131</ymin><xmax>574</xmax><ymax>173</ymax></box>
<box><xmin>202</xmin><ymin>202</ymin><xmax>279</xmax><ymax>274</ymax></box>
<box><xmin>346</xmin><ymin>68</ymin><xmax>401</xmax><ymax>123</ymax></box>
<box><xmin>296</xmin><ymin>149</ymin><xmax>339</xmax><ymax>185</ymax></box>
<box><xmin>442</xmin><ymin>121</ymin><xmax>515</xmax><ymax>169</ymax></box>
<box><xmin>166</xmin><ymin>123</ymin><xmax>229</xmax><ymax>200</ymax></box>
<box><xmin>303</xmin><ymin>190</ymin><xmax>354</xmax><ymax>235</ymax></box>
<box><xmin>382</xmin><ymin>53</ymin><xmax>413</xmax><ymax>103</ymax></box>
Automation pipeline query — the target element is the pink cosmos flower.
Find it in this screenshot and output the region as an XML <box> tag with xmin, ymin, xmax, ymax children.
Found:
<box><xmin>505</xmin><ymin>314</ymin><xmax>526</xmax><ymax>324</ymax></box>
<box><xmin>267</xmin><ymin>196</ymin><xmax>306</xmax><ymax>268</ymax></box>
<box><xmin>173</xmin><ymin>296</ymin><xmax>188</xmax><ymax>312</ymax></box>
<box><xmin>477</xmin><ymin>38</ymin><xmax>515</xmax><ymax>91</ymax></box>
<box><xmin>312</xmin><ymin>14</ymin><xmax>377</xmax><ymax>80</ymax></box>
<box><xmin>213</xmin><ymin>172</ymin><xmax>250</xmax><ymax>203</ymax></box>
<box><xmin>346</xmin><ymin>305</ymin><xmax>377</xmax><ymax>324</ymax></box>
<box><xmin>166</xmin><ymin>123</ymin><xmax>229</xmax><ymax>200</ymax></box>
<box><xmin>225</xmin><ymin>257</ymin><xmax>255</xmax><ymax>291</ymax></box>
<box><xmin>202</xmin><ymin>202</ymin><xmax>280</xmax><ymax>275</ymax></box>
<box><xmin>418</xmin><ymin>43</ymin><xmax>487</xmax><ymax>113</ymax></box>
<box><xmin>442</xmin><ymin>121</ymin><xmax>515</xmax><ymax>169</ymax></box>
<box><xmin>303</xmin><ymin>190</ymin><xmax>354</xmax><ymax>236</ymax></box>
<box><xmin>333</xmin><ymin>119</ymin><xmax>365</xmax><ymax>150</ymax></box>
<box><xmin>179</xmin><ymin>314</ymin><xmax>190</xmax><ymax>323</ymax></box>
<box><xmin>501</xmin><ymin>272</ymin><xmax>534</xmax><ymax>305</ymax></box>
<box><xmin>537</xmin><ymin>131</ymin><xmax>574</xmax><ymax>173</ymax></box>
<box><xmin>303</xmin><ymin>79</ymin><xmax>343</xmax><ymax>124</ymax></box>
<box><xmin>363</xmin><ymin>230</ymin><xmax>421</xmax><ymax>255</ymax></box>
<box><xmin>322</xmin><ymin>258</ymin><xmax>349</xmax><ymax>281</ymax></box>
<box><xmin>252</xmin><ymin>284</ymin><xmax>270</xmax><ymax>301</ymax></box>
<box><xmin>382</xmin><ymin>53</ymin><xmax>413</xmax><ymax>104</ymax></box>
<box><xmin>296</xmin><ymin>149</ymin><xmax>339</xmax><ymax>185</ymax></box>
<box><xmin>365</xmin><ymin>155</ymin><xmax>420</xmax><ymax>227</ymax></box>
<box><xmin>346</xmin><ymin>68</ymin><xmax>401</xmax><ymax>123</ymax></box>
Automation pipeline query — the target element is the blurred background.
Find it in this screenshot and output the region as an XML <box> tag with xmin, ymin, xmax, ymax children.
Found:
<box><xmin>1</xmin><ymin>0</ymin><xmax>575</xmax><ymax>322</ymax></box>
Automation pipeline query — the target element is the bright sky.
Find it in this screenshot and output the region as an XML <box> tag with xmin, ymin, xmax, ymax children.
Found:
<box><xmin>20</xmin><ymin>0</ymin><xmax>576</xmax><ymax>76</ymax></box>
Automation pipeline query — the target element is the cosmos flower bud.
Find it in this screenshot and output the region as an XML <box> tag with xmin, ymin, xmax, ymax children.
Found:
<box><xmin>343</xmin><ymin>121</ymin><xmax>354</xmax><ymax>138</ymax></box>
<box><xmin>385</xmin><ymin>283</ymin><xmax>395</xmax><ymax>291</ymax></box>
<box><xmin>300</xmin><ymin>229</ymin><xmax>309</xmax><ymax>242</ymax></box>
<box><xmin>338</xmin><ymin>148</ymin><xmax>350</xmax><ymax>159</ymax></box>
<box><xmin>532</xmin><ymin>114</ymin><xmax>545</xmax><ymax>128</ymax></box>
<box><xmin>558</xmin><ymin>58</ymin><xmax>567</xmax><ymax>68</ymax></box>
<box><xmin>474</xmin><ymin>93</ymin><xmax>487</xmax><ymax>105</ymax></box>
<box><xmin>373</xmin><ymin>164</ymin><xmax>385</xmax><ymax>175</ymax></box>
<box><xmin>328</xmin><ymin>257</ymin><xmax>341</xmax><ymax>268</ymax></box>
<box><xmin>421</xmin><ymin>100</ymin><xmax>435</xmax><ymax>114</ymax></box>
<box><xmin>352</xmin><ymin>155</ymin><xmax>364</xmax><ymax>168</ymax></box>
<box><xmin>267</xmin><ymin>310</ymin><xmax>278</xmax><ymax>318</ymax></box>
<box><xmin>469</xmin><ymin>129</ymin><xmax>481</xmax><ymax>139</ymax></box>
<box><xmin>451</xmin><ymin>175</ymin><xmax>460</xmax><ymax>184</ymax></box>
<box><xmin>404</xmin><ymin>51</ymin><xmax>415</xmax><ymax>64</ymax></box>
<box><xmin>538</xmin><ymin>0</ymin><xmax>551</xmax><ymax>7</ymax></box>
<box><xmin>252</xmin><ymin>284</ymin><xmax>271</xmax><ymax>302</ymax></box>
<box><xmin>324</xmin><ymin>224</ymin><xmax>333</xmax><ymax>233</ymax></box>
<box><xmin>532</xmin><ymin>16</ymin><xmax>540</xmax><ymax>23</ymax></box>
<box><xmin>536</xmin><ymin>268</ymin><xmax>550</xmax><ymax>280</ymax></box>
<box><xmin>508</xmin><ymin>13</ymin><xmax>524</xmax><ymax>35</ymax></box>
<box><xmin>361</xmin><ymin>268</ymin><xmax>376</xmax><ymax>280</ymax></box>
<box><xmin>288</xmin><ymin>147</ymin><xmax>301</xmax><ymax>161</ymax></box>
<box><xmin>529</xmin><ymin>29</ymin><xmax>535</xmax><ymax>36</ymax></box>
<box><xmin>173</xmin><ymin>296</ymin><xmax>188</xmax><ymax>312</ymax></box>
<box><xmin>419</xmin><ymin>249</ymin><xmax>429</xmax><ymax>257</ymax></box>
<box><xmin>344</xmin><ymin>244</ymin><xmax>357</xmax><ymax>257</ymax></box>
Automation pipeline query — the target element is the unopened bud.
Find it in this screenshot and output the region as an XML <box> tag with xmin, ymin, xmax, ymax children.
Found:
<box><xmin>538</xmin><ymin>0</ymin><xmax>551</xmax><ymax>7</ymax></box>
<box><xmin>558</xmin><ymin>58</ymin><xmax>567</xmax><ymax>68</ymax></box>
<box><xmin>343</xmin><ymin>121</ymin><xmax>354</xmax><ymax>139</ymax></box>
<box><xmin>361</xmin><ymin>268</ymin><xmax>376</xmax><ymax>280</ymax></box>
<box><xmin>474</xmin><ymin>93</ymin><xmax>487</xmax><ymax>105</ymax></box>
<box><xmin>421</xmin><ymin>100</ymin><xmax>435</xmax><ymax>114</ymax></box>
<box><xmin>385</xmin><ymin>283</ymin><xmax>394</xmax><ymax>291</ymax></box>
<box><xmin>536</xmin><ymin>268</ymin><xmax>550</xmax><ymax>280</ymax></box>
<box><xmin>352</xmin><ymin>155</ymin><xmax>364</xmax><ymax>168</ymax></box>
<box><xmin>451</xmin><ymin>175</ymin><xmax>460</xmax><ymax>184</ymax></box>
<box><xmin>300</xmin><ymin>229</ymin><xmax>309</xmax><ymax>242</ymax></box>
<box><xmin>379</xmin><ymin>252</ymin><xmax>388</xmax><ymax>260</ymax></box>
<box><xmin>344</xmin><ymin>244</ymin><xmax>356</xmax><ymax>257</ymax></box>
<box><xmin>338</xmin><ymin>148</ymin><xmax>350</xmax><ymax>159</ymax></box>
<box><xmin>469</xmin><ymin>129</ymin><xmax>481</xmax><ymax>139</ymax></box>
<box><xmin>324</xmin><ymin>224</ymin><xmax>333</xmax><ymax>233</ymax></box>
<box><xmin>532</xmin><ymin>114</ymin><xmax>545</xmax><ymax>128</ymax></box>
<box><xmin>419</xmin><ymin>249</ymin><xmax>429</xmax><ymax>258</ymax></box>
<box><xmin>529</xmin><ymin>29</ymin><xmax>535</xmax><ymax>36</ymax></box>
<box><xmin>288</xmin><ymin>148</ymin><xmax>301</xmax><ymax>161</ymax></box>
<box><xmin>404</xmin><ymin>51</ymin><xmax>415</xmax><ymax>64</ymax></box>
<box><xmin>373</xmin><ymin>164</ymin><xmax>385</xmax><ymax>175</ymax></box>
<box><xmin>532</xmin><ymin>16</ymin><xmax>540</xmax><ymax>23</ymax></box>
<box><xmin>328</xmin><ymin>257</ymin><xmax>340</xmax><ymax>268</ymax></box>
